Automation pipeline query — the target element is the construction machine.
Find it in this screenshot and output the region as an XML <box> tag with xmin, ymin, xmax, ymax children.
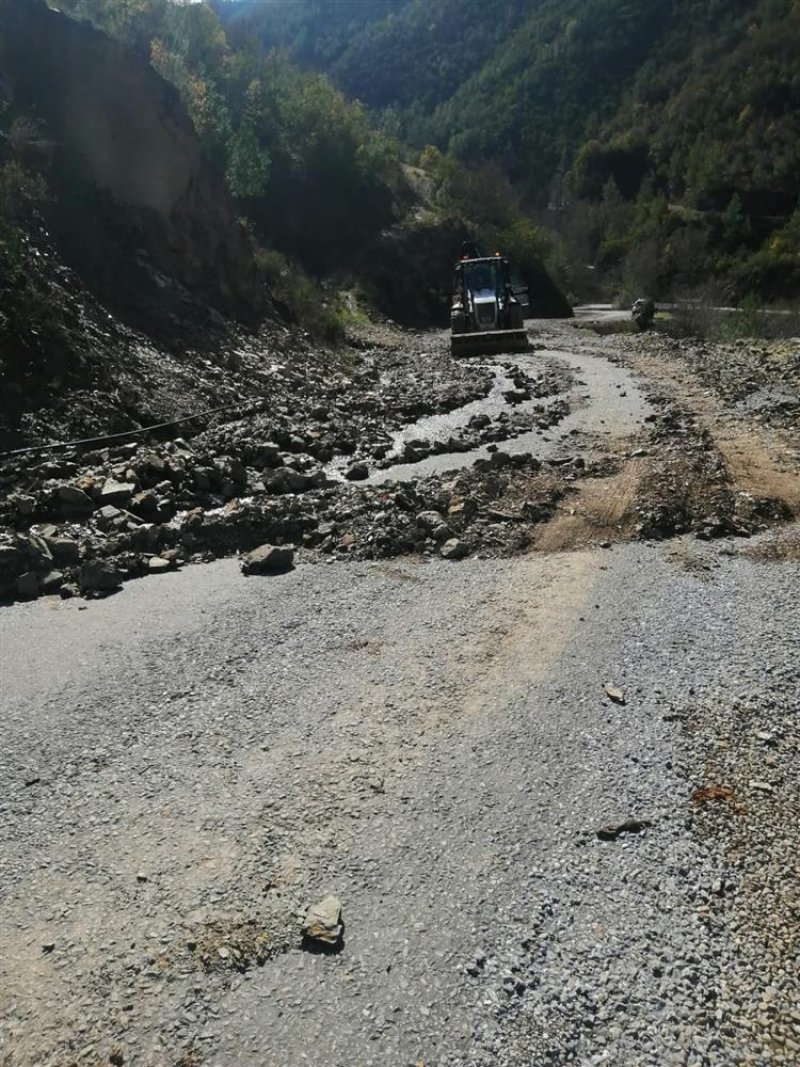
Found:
<box><xmin>450</xmin><ymin>252</ymin><xmax>530</xmax><ymax>357</ymax></box>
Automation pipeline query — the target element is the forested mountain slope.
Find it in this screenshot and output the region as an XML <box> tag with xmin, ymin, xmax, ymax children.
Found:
<box><xmin>218</xmin><ymin>0</ymin><xmax>800</xmax><ymax>300</ymax></box>
<box><xmin>218</xmin><ymin>0</ymin><xmax>799</xmax><ymax>212</ymax></box>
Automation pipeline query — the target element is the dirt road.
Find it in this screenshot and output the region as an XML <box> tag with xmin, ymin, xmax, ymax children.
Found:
<box><xmin>1</xmin><ymin>319</ymin><xmax>798</xmax><ymax>1066</ymax></box>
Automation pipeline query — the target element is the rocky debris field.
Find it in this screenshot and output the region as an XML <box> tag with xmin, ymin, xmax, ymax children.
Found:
<box><xmin>2</xmin><ymin>318</ymin><xmax>796</xmax><ymax>603</ymax></box>
<box><xmin>645</xmin><ymin>333</ymin><xmax>800</xmax><ymax>434</ymax></box>
<box><xmin>0</xmin><ymin>327</ymin><xmax>498</xmax><ymax>600</ymax></box>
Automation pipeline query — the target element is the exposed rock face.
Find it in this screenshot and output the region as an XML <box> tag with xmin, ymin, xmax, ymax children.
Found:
<box><xmin>0</xmin><ymin>0</ymin><xmax>266</xmax><ymax>328</ymax></box>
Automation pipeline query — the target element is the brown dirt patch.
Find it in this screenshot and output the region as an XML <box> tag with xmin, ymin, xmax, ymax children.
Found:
<box><xmin>532</xmin><ymin>460</ymin><xmax>645</xmax><ymax>552</ymax></box>
<box><xmin>714</xmin><ymin>426</ymin><xmax>800</xmax><ymax>514</ymax></box>
<box><xmin>629</xmin><ymin>349</ymin><xmax>800</xmax><ymax>516</ymax></box>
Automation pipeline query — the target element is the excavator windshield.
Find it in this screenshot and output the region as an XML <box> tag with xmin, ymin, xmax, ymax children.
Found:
<box><xmin>463</xmin><ymin>259</ymin><xmax>501</xmax><ymax>293</ymax></box>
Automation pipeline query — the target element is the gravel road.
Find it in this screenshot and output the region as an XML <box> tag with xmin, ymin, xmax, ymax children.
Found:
<box><xmin>2</xmin><ymin>533</ymin><xmax>798</xmax><ymax>1065</ymax></box>
<box><xmin>1</xmin><ymin>319</ymin><xmax>798</xmax><ymax>1066</ymax></box>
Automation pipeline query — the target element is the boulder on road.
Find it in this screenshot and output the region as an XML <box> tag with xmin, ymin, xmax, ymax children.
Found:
<box><xmin>79</xmin><ymin>558</ymin><xmax>122</xmax><ymax>593</ymax></box>
<box><xmin>240</xmin><ymin>543</ymin><xmax>295</xmax><ymax>576</ymax></box>
<box><xmin>441</xmin><ymin>538</ymin><xmax>468</xmax><ymax>561</ymax></box>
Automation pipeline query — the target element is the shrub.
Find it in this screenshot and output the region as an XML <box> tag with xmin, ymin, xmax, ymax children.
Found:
<box><xmin>254</xmin><ymin>247</ymin><xmax>345</xmax><ymax>344</ymax></box>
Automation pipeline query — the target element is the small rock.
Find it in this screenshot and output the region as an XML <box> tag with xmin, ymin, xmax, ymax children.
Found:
<box><xmin>596</xmin><ymin>818</ymin><xmax>652</xmax><ymax>841</ymax></box>
<box><xmin>57</xmin><ymin>485</ymin><xmax>94</xmax><ymax>511</ymax></box>
<box><xmin>98</xmin><ymin>480</ymin><xmax>136</xmax><ymax>507</ymax></box>
<box><xmin>604</xmin><ymin>684</ymin><xmax>626</xmax><ymax>705</ymax></box>
<box><xmin>302</xmin><ymin>895</ymin><xmax>343</xmax><ymax>947</ymax></box>
<box><xmin>39</xmin><ymin>570</ymin><xmax>64</xmax><ymax>594</ymax></box>
<box><xmin>97</xmin><ymin>504</ymin><xmax>123</xmax><ymax>526</ymax></box>
<box><xmin>45</xmin><ymin>538</ymin><xmax>80</xmax><ymax>565</ymax></box>
<box><xmin>257</xmin><ymin>442</ymin><xmax>283</xmax><ymax>468</ymax></box>
<box><xmin>441</xmin><ymin>538</ymin><xmax>468</xmax><ymax>561</ymax></box>
<box><xmin>416</xmin><ymin>511</ymin><xmax>445</xmax><ymax>531</ymax></box>
<box><xmin>11</xmin><ymin>494</ymin><xmax>36</xmax><ymax>516</ymax></box>
<box><xmin>345</xmin><ymin>463</ymin><xmax>369</xmax><ymax>481</ymax></box>
<box><xmin>148</xmin><ymin>557</ymin><xmax>171</xmax><ymax>574</ymax></box>
<box><xmin>748</xmin><ymin>780</ymin><xmax>774</xmax><ymax>794</ymax></box>
<box><xmin>240</xmin><ymin>543</ymin><xmax>295</xmax><ymax>575</ymax></box>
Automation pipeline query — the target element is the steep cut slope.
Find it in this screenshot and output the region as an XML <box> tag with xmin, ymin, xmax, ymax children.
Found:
<box><xmin>0</xmin><ymin>0</ymin><xmax>273</xmax><ymax>448</ymax></box>
<box><xmin>1</xmin><ymin>0</ymin><xmax>266</xmax><ymax>329</ymax></box>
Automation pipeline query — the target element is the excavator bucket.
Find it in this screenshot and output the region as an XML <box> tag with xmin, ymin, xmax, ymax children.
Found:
<box><xmin>450</xmin><ymin>328</ymin><xmax>530</xmax><ymax>358</ymax></box>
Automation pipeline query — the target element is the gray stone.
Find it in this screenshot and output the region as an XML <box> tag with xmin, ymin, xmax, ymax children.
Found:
<box><xmin>39</xmin><ymin>570</ymin><xmax>64</xmax><ymax>594</ymax></box>
<box><xmin>302</xmin><ymin>895</ymin><xmax>343</xmax><ymax>946</ymax></box>
<box><xmin>227</xmin><ymin>458</ymin><xmax>247</xmax><ymax>484</ymax></box>
<box><xmin>284</xmin><ymin>469</ymin><xmax>311</xmax><ymax>493</ymax></box>
<box><xmin>240</xmin><ymin>544</ymin><xmax>295</xmax><ymax>575</ymax></box>
<box><xmin>11</xmin><ymin>494</ymin><xmax>36</xmax><ymax>516</ymax></box>
<box><xmin>98</xmin><ymin>479</ymin><xmax>136</xmax><ymax>506</ymax></box>
<box><xmin>17</xmin><ymin>534</ymin><xmax>53</xmax><ymax>568</ymax></box>
<box><xmin>148</xmin><ymin>557</ymin><xmax>171</xmax><ymax>574</ymax></box>
<box><xmin>257</xmin><ymin>442</ymin><xmax>283</xmax><ymax>468</ymax></box>
<box><xmin>97</xmin><ymin>504</ymin><xmax>122</xmax><ymax>525</ymax></box>
<box><xmin>345</xmin><ymin>463</ymin><xmax>369</xmax><ymax>481</ymax></box>
<box><xmin>57</xmin><ymin>485</ymin><xmax>94</xmax><ymax>511</ymax></box>
<box><xmin>44</xmin><ymin>537</ymin><xmax>80</xmax><ymax>565</ymax></box>
<box><xmin>416</xmin><ymin>511</ymin><xmax>445</xmax><ymax>531</ymax></box>
<box><xmin>139</xmin><ymin>452</ymin><xmax>166</xmax><ymax>475</ymax></box>
<box><xmin>441</xmin><ymin>539</ymin><xmax>468</xmax><ymax>561</ymax></box>
<box><xmin>131</xmin><ymin>489</ymin><xmax>159</xmax><ymax>516</ymax></box>
<box><xmin>79</xmin><ymin>559</ymin><xmax>123</xmax><ymax>593</ymax></box>
<box><xmin>193</xmin><ymin>468</ymin><xmax>214</xmax><ymax>491</ymax></box>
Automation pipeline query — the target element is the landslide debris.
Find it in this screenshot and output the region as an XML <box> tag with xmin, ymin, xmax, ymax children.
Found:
<box><xmin>3</xmin><ymin>317</ymin><xmax>796</xmax><ymax>603</ymax></box>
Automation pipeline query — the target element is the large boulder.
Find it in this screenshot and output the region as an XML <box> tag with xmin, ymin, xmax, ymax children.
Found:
<box><xmin>79</xmin><ymin>558</ymin><xmax>122</xmax><ymax>593</ymax></box>
<box><xmin>240</xmin><ymin>544</ymin><xmax>295</xmax><ymax>576</ymax></box>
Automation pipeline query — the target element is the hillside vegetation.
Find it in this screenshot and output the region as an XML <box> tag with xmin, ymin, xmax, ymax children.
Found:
<box><xmin>218</xmin><ymin>0</ymin><xmax>800</xmax><ymax>303</ymax></box>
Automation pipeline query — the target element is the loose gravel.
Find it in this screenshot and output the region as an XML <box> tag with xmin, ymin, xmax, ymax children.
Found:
<box><xmin>1</xmin><ymin>530</ymin><xmax>798</xmax><ymax>1065</ymax></box>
